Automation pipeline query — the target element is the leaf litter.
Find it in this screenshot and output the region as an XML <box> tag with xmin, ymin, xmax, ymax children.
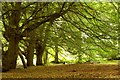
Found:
<box><xmin>1</xmin><ymin>63</ymin><xmax>120</xmax><ymax>78</ymax></box>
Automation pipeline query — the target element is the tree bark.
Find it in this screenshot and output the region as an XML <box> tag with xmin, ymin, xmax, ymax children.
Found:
<box><xmin>2</xmin><ymin>2</ymin><xmax>22</xmax><ymax>72</ymax></box>
<box><xmin>36</xmin><ymin>41</ymin><xmax>44</xmax><ymax>65</ymax></box>
<box><xmin>26</xmin><ymin>32</ymin><xmax>36</xmax><ymax>66</ymax></box>
<box><xmin>55</xmin><ymin>44</ymin><xmax>59</xmax><ymax>63</ymax></box>
<box><xmin>43</xmin><ymin>51</ymin><xmax>48</xmax><ymax>64</ymax></box>
<box><xmin>36</xmin><ymin>53</ymin><xmax>43</xmax><ymax>65</ymax></box>
<box><xmin>77</xmin><ymin>31</ymin><xmax>82</xmax><ymax>63</ymax></box>
<box><xmin>26</xmin><ymin>42</ymin><xmax>35</xmax><ymax>66</ymax></box>
<box><xmin>2</xmin><ymin>36</ymin><xmax>19</xmax><ymax>72</ymax></box>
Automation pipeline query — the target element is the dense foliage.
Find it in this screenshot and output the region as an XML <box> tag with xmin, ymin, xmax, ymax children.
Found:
<box><xmin>1</xmin><ymin>2</ymin><xmax>119</xmax><ymax>71</ymax></box>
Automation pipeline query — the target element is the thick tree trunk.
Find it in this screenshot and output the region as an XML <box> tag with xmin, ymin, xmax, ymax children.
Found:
<box><xmin>2</xmin><ymin>36</ymin><xmax>19</xmax><ymax>72</ymax></box>
<box><xmin>36</xmin><ymin>53</ymin><xmax>43</xmax><ymax>65</ymax></box>
<box><xmin>27</xmin><ymin>42</ymin><xmax>34</xmax><ymax>66</ymax></box>
<box><xmin>36</xmin><ymin>42</ymin><xmax>44</xmax><ymax>66</ymax></box>
<box><xmin>2</xmin><ymin>3</ymin><xmax>22</xmax><ymax>72</ymax></box>
<box><xmin>26</xmin><ymin>32</ymin><xmax>35</xmax><ymax>66</ymax></box>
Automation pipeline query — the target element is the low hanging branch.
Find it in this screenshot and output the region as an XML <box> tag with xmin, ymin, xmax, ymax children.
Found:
<box><xmin>61</xmin><ymin>15</ymin><xmax>109</xmax><ymax>52</ymax></box>
<box><xmin>21</xmin><ymin>3</ymin><xmax>74</xmax><ymax>37</ymax></box>
<box><xmin>18</xmin><ymin>48</ymin><xmax>27</xmax><ymax>68</ymax></box>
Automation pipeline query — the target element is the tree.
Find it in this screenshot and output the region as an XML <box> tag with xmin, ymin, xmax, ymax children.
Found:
<box><xmin>26</xmin><ymin>31</ymin><xmax>36</xmax><ymax>66</ymax></box>
<box><xmin>2</xmin><ymin>2</ymin><xmax>74</xmax><ymax>71</ymax></box>
<box><xmin>2</xmin><ymin>2</ymin><xmax>118</xmax><ymax>71</ymax></box>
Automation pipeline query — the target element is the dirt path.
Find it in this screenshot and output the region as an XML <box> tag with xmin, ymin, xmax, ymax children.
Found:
<box><xmin>1</xmin><ymin>64</ymin><xmax>120</xmax><ymax>78</ymax></box>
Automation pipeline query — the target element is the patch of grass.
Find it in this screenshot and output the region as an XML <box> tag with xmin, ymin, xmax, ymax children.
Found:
<box><xmin>100</xmin><ymin>60</ymin><xmax>118</xmax><ymax>65</ymax></box>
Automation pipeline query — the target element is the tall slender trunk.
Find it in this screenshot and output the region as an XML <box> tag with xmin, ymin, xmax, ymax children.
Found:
<box><xmin>55</xmin><ymin>44</ymin><xmax>59</xmax><ymax>63</ymax></box>
<box><xmin>43</xmin><ymin>51</ymin><xmax>48</xmax><ymax>64</ymax></box>
<box><xmin>77</xmin><ymin>31</ymin><xmax>82</xmax><ymax>63</ymax></box>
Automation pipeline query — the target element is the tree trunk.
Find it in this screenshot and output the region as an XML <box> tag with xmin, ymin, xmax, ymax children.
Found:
<box><xmin>2</xmin><ymin>36</ymin><xmax>19</xmax><ymax>72</ymax></box>
<box><xmin>2</xmin><ymin>3</ymin><xmax>22</xmax><ymax>72</ymax></box>
<box><xmin>77</xmin><ymin>31</ymin><xmax>82</xmax><ymax>63</ymax></box>
<box><xmin>36</xmin><ymin>53</ymin><xmax>43</xmax><ymax>65</ymax></box>
<box><xmin>36</xmin><ymin>42</ymin><xmax>44</xmax><ymax>65</ymax></box>
<box><xmin>26</xmin><ymin>32</ymin><xmax>35</xmax><ymax>66</ymax></box>
<box><xmin>55</xmin><ymin>44</ymin><xmax>59</xmax><ymax>63</ymax></box>
<box><xmin>26</xmin><ymin>42</ymin><xmax>34</xmax><ymax>66</ymax></box>
<box><xmin>43</xmin><ymin>51</ymin><xmax>48</xmax><ymax>64</ymax></box>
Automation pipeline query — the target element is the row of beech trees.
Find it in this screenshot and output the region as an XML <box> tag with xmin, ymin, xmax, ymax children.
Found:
<box><xmin>2</xmin><ymin>2</ymin><xmax>74</xmax><ymax>72</ymax></box>
<box><xmin>2</xmin><ymin>2</ymin><xmax>118</xmax><ymax>72</ymax></box>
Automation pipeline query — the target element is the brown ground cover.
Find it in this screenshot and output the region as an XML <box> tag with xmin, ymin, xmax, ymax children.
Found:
<box><xmin>1</xmin><ymin>63</ymin><xmax>120</xmax><ymax>78</ymax></box>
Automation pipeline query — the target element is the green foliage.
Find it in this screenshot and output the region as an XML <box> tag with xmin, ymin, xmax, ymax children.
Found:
<box><xmin>1</xmin><ymin>2</ymin><xmax>119</xmax><ymax>66</ymax></box>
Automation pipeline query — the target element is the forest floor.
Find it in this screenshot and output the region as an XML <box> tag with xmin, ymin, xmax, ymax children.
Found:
<box><xmin>1</xmin><ymin>63</ymin><xmax>120</xmax><ymax>79</ymax></box>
